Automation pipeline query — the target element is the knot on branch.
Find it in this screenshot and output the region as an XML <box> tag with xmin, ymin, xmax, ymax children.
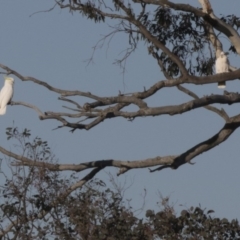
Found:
<box><xmin>83</xmin><ymin>103</ymin><xmax>91</xmax><ymax>111</ymax></box>
<box><xmin>105</xmin><ymin>112</ymin><xmax>115</xmax><ymax>118</ymax></box>
<box><xmin>224</xmin><ymin>91</ymin><xmax>240</xmax><ymax>104</ymax></box>
<box><xmin>39</xmin><ymin>115</ymin><xmax>45</xmax><ymax>120</ymax></box>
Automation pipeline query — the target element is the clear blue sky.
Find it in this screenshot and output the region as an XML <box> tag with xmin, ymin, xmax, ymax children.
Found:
<box><xmin>0</xmin><ymin>0</ymin><xmax>240</xmax><ymax>220</ymax></box>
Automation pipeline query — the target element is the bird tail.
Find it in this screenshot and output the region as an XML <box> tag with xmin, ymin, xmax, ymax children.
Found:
<box><xmin>0</xmin><ymin>106</ymin><xmax>7</xmax><ymax>115</ymax></box>
<box><xmin>218</xmin><ymin>81</ymin><xmax>226</xmax><ymax>89</ymax></box>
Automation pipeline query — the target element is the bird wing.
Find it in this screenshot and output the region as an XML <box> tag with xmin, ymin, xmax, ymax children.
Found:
<box><xmin>0</xmin><ymin>84</ymin><xmax>13</xmax><ymax>109</ymax></box>
<box><xmin>215</xmin><ymin>57</ymin><xmax>222</xmax><ymax>73</ymax></box>
<box><xmin>215</xmin><ymin>56</ymin><xmax>229</xmax><ymax>73</ymax></box>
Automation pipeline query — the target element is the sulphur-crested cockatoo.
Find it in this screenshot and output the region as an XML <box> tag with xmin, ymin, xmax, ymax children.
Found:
<box><xmin>0</xmin><ymin>76</ymin><xmax>14</xmax><ymax>115</ymax></box>
<box><xmin>215</xmin><ymin>52</ymin><xmax>229</xmax><ymax>89</ymax></box>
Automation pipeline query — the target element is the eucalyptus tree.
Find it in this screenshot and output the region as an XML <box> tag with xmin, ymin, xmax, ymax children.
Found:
<box><xmin>0</xmin><ymin>0</ymin><xmax>240</xmax><ymax>238</ymax></box>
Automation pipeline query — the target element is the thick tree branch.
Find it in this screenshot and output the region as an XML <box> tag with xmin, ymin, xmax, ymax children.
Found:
<box><xmin>0</xmin><ymin>59</ymin><xmax>239</xmax><ymax>132</ymax></box>
<box><xmin>177</xmin><ymin>85</ymin><xmax>230</xmax><ymax>121</ymax></box>
<box><xmin>2</xmin><ymin>64</ymin><xmax>240</xmax><ymax>113</ymax></box>
<box><xmin>171</xmin><ymin>115</ymin><xmax>240</xmax><ymax>169</ymax></box>
<box><xmin>130</xmin><ymin>19</ymin><xmax>189</xmax><ymax>77</ymax></box>
<box><xmin>1</xmin><ymin>1</ymin><xmax>240</xmax><ymax>238</ymax></box>
<box><xmin>133</xmin><ymin>0</ymin><xmax>240</xmax><ymax>55</ymax></box>
<box><xmin>10</xmin><ymin>89</ymin><xmax>240</xmax><ymax>132</ymax></box>
<box><xmin>0</xmin><ymin>63</ymin><xmax>103</xmax><ymax>101</ymax></box>
<box><xmin>5</xmin><ymin>143</ymin><xmax>176</xmax><ymax>173</ymax></box>
<box><xmin>4</xmin><ymin>112</ymin><xmax>240</xmax><ymax>176</ymax></box>
<box><xmin>152</xmin><ymin>114</ymin><xmax>240</xmax><ymax>171</ymax></box>
<box><xmin>197</xmin><ymin>0</ymin><xmax>239</xmax><ymax>83</ymax></box>
<box><xmin>3</xmin><ymin>115</ymin><xmax>240</xmax><ymax>176</ymax></box>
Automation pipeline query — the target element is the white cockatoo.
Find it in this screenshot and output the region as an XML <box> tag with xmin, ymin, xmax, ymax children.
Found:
<box><xmin>0</xmin><ymin>76</ymin><xmax>14</xmax><ymax>115</ymax></box>
<box><xmin>215</xmin><ymin>52</ymin><xmax>229</xmax><ymax>89</ymax></box>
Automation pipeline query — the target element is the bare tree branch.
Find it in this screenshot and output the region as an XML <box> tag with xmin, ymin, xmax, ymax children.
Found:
<box><xmin>11</xmin><ymin>89</ymin><xmax>240</xmax><ymax>131</ymax></box>
<box><xmin>133</xmin><ymin>0</ymin><xmax>240</xmax><ymax>54</ymax></box>
<box><xmin>177</xmin><ymin>85</ymin><xmax>230</xmax><ymax>121</ymax></box>
<box><xmin>1</xmin><ymin>1</ymin><xmax>240</xmax><ymax>238</ymax></box>
<box><xmin>151</xmin><ymin>114</ymin><xmax>240</xmax><ymax>171</ymax></box>
<box><xmin>0</xmin><ymin>166</ymin><xmax>102</xmax><ymax>238</ymax></box>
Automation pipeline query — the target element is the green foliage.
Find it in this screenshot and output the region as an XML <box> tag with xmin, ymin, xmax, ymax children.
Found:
<box><xmin>220</xmin><ymin>14</ymin><xmax>240</xmax><ymax>30</ymax></box>
<box><xmin>220</xmin><ymin>14</ymin><xmax>240</xmax><ymax>54</ymax></box>
<box><xmin>56</xmin><ymin>1</ymin><xmax>233</xmax><ymax>78</ymax></box>
<box><xmin>79</xmin><ymin>2</ymin><xmax>105</xmax><ymax>22</ymax></box>
<box><xmin>0</xmin><ymin>126</ymin><xmax>239</xmax><ymax>239</ymax></box>
<box><xmin>146</xmin><ymin>204</ymin><xmax>240</xmax><ymax>239</ymax></box>
<box><xmin>142</xmin><ymin>7</ymin><xmax>214</xmax><ymax>77</ymax></box>
<box><xmin>1</xmin><ymin>164</ymin><xmax>240</xmax><ymax>240</ymax></box>
<box><xmin>6</xmin><ymin>126</ymin><xmax>51</xmax><ymax>160</ymax></box>
<box><xmin>6</xmin><ymin>127</ymin><xmax>31</xmax><ymax>140</ymax></box>
<box><xmin>57</xmin><ymin>0</ymin><xmax>105</xmax><ymax>22</ymax></box>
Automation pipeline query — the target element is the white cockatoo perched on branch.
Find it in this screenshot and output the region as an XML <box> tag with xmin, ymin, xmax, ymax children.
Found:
<box><xmin>0</xmin><ymin>76</ymin><xmax>14</xmax><ymax>115</ymax></box>
<box><xmin>215</xmin><ymin>52</ymin><xmax>229</xmax><ymax>89</ymax></box>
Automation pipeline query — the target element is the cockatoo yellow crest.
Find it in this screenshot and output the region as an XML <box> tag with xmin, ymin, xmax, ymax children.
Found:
<box><xmin>0</xmin><ymin>76</ymin><xmax>14</xmax><ymax>115</ymax></box>
<box><xmin>215</xmin><ymin>52</ymin><xmax>229</xmax><ymax>89</ymax></box>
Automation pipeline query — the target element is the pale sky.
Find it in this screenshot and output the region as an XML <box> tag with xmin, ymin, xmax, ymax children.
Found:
<box><xmin>0</xmin><ymin>0</ymin><xmax>240</xmax><ymax>221</ymax></box>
